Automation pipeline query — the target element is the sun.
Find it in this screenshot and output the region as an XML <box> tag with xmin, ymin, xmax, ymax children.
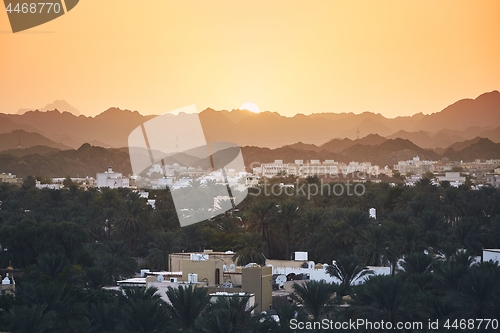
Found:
<box><xmin>240</xmin><ymin>102</ymin><xmax>260</xmax><ymax>113</ymax></box>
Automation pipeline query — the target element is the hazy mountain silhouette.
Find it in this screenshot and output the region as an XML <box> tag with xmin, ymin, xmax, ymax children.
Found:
<box><xmin>0</xmin><ymin>144</ymin><xmax>132</xmax><ymax>178</ymax></box>
<box><xmin>0</xmin><ymin>130</ymin><xmax>71</xmax><ymax>151</ymax></box>
<box><xmin>1</xmin><ymin>91</ymin><xmax>499</xmax><ymax>150</ymax></box>
<box><xmin>442</xmin><ymin>138</ymin><xmax>500</xmax><ymax>161</ymax></box>
<box><xmin>17</xmin><ymin>99</ymin><xmax>80</xmax><ymax>116</ymax></box>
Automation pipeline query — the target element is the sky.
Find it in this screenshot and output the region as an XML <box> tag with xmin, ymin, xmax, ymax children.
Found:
<box><xmin>0</xmin><ymin>0</ymin><xmax>499</xmax><ymax>118</ymax></box>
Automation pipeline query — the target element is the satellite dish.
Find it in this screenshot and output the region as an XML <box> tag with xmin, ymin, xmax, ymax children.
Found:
<box><xmin>308</xmin><ymin>261</ymin><xmax>315</xmax><ymax>269</ymax></box>
<box><xmin>229</xmin><ymin>264</ymin><xmax>236</xmax><ymax>272</ymax></box>
<box><xmin>275</xmin><ymin>275</ymin><xmax>286</xmax><ymax>287</ymax></box>
<box><xmin>245</xmin><ymin>263</ymin><xmax>260</xmax><ymax>268</ymax></box>
<box><xmin>157</xmin><ymin>275</ymin><xmax>164</xmax><ymax>282</ymax></box>
<box><xmin>223</xmin><ymin>264</ymin><xmax>228</xmax><ymax>272</ymax></box>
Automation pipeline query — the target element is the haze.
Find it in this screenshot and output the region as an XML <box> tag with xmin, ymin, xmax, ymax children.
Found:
<box><xmin>0</xmin><ymin>0</ymin><xmax>499</xmax><ymax>117</ymax></box>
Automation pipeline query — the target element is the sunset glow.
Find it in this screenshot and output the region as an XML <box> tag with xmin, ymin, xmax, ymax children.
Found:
<box><xmin>0</xmin><ymin>1</ymin><xmax>499</xmax><ymax>117</ymax></box>
<box><xmin>240</xmin><ymin>102</ymin><xmax>260</xmax><ymax>114</ymax></box>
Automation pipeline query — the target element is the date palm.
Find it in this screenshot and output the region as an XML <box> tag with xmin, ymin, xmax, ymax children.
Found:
<box><xmin>326</xmin><ymin>254</ymin><xmax>373</xmax><ymax>297</ymax></box>
<box><xmin>147</xmin><ymin>231</ymin><xmax>178</xmax><ymax>271</ymax></box>
<box><xmin>232</xmin><ymin>232</ymin><xmax>265</xmax><ymax>266</ymax></box>
<box><xmin>4</xmin><ymin>304</ymin><xmax>56</xmax><ymax>333</ymax></box>
<box><xmin>350</xmin><ymin>275</ymin><xmax>427</xmax><ymax>325</ymax></box>
<box><xmin>291</xmin><ymin>280</ymin><xmax>337</xmax><ymax>320</ymax></box>
<box><xmin>166</xmin><ymin>284</ymin><xmax>210</xmax><ymax>332</ymax></box>
<box><xmin>276</xmin><ymin>200</ymin><xmax>300</xmax><ymax>260</ymax></box>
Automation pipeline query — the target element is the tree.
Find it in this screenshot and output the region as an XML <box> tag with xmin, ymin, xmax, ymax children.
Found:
<box><xmin>276</xmin><ymin>200</ymin><xmax>300</xmax><ymax>260</ymax></box>
<box><xmin>354</xmin><ymin>226</ymin><xmax>390</xmax><ymax>266</ymax></box>
<box><xmin>166</xmin><ymin>284</ymin><xmax>210</xmax><ymax>332</ymax></box>
<box><xmin>119</xmin><ymin>287</ymin><xmax>171</xmax><ymax>333</ymax></box>
<box><xmin>326</xmin><ymin>254</ymin><xmax>373</xmax><ymax>297</ymax></box>
<box><xmin>195</xmin><ymin>294</ymin><xmax>276</xmax><ymax>333</ymax></box>
<box><xmin>146</xmin><ymin>232</ymin><xmax>177</xmax><ymax>271</ymax></box>
<box><xmin>247</xmin><ymin>201</ymin><xmax>276</xmax><ymax>258</ymax></box>
<box><xmin>350</xmin><ymin>275</ymin><xmax>427</xmax><ymax>325</ymax></box>
<box><xmin>291</xmin><ymin>280</ymin><xmax>337</xmax><ymax>320</ymax></box>
<box><xmin>4</xmin><ymin>304</ymin><xmax>56</xmax><ymax>333</ymax></box>
<box><xmin>334</xmin><ymin>209</ymin><xmax>369</xmax><ymax>248</ymax></box>
<box><xmin>86</xmin><ymin>301</ymin><xmax>120</xmax><ymax>333</ymax></box>
<box><xmin>232</xmin><ymin>233</ymin><xmax>265</xmax><ymax>266</ymax></box>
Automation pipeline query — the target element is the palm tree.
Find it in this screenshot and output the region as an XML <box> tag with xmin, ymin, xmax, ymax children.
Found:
<box><xmin>326</xmin><ymin>254</ymin><xmax>373</xmax><ymax>297</ymax></box>
<box><xmin>85</xmin><ymin>266</ymin><xmax>109</xmax><ymax>290</ymax></box>
<box><xmin>117</xmin><ymin>200</ymin><xmax>147</xmax><ymax>252</ymax></box>
<box><xmin>247</xmin><ymin>200</ymin><xmax>276</xmax><ymax>258</ymax></box>
<box><xmin>232</xmin><ymin>233</ymin><xmax>265</xmax><ymax>266</ymax></box>
<box><xmin>34</xmin><ymin>253</ymin><xmax>69</xmax><ymax>280</ymax></box>
<box><xmin>291</xmin><ymin>280</ymin><xmax>337</xmax><ymax>320</ymax></box>
<box><xmin>400</xmin><ymin>252</ymin><xmax>434</xmax><ymax>275</ymax></box>
<box><xmin>16</xmin><ymin>283</ymin><xmax>84</xmax><ymax>331</ymax></box>
<box><xmin>119</xmin><ymin>287</ymin><xmax>171</xmax><ymax>333</ymax></box>
<box><xmin>296</xmin><ymin>207</ymin><xmax>325</xmax><ymax>241</ymax></box>
<box><xmin>350</xmin><ymin>275</ymin><xmax>427</xmax><ymax>325</ymax></box>
<box><xmin>274</xmin><ymin>303</ymin><xmax>309</xmax><ymax>333</ymax></box>
<box><xmin>334</xmin><ymin>209</ymin><xmax>369</xmax><ymax>248</ymax></box>
<box><xmin>4</xmin><ymin>304</ymin><xmax>56</xmax><ymax>333</ymax></box>
<box><xmin>276</xmin><ymin>200</ymin><xmax>300</xmax><ymax>260</ymax></box>
<box><xmin>354</xmin><ymin>226</ymin><xmax>390</xmax><ymax>266</ymax></box>
<box><xmin>166</xmin><ymin>284</ymin><xmax>210</xmax><ymax>332</ymax></box>
<box><xmin>86</xmin><ymin>301</ymin><xmax>121</xmax><ymax>333</ymax></box>
<box><xmin>452</xmin><ymin>217</ymin><xmax>485</xmax><ymax>254</ymax></box>
<box><xmin>195</xmin><ymin>294</ymin><xmax>275</xmax><ymax>333</ymax></box>
<box><xmin>147</xmin><ymin>232</ymin><xmax>178</xmax><ymax>271</ymax></box>
<box><xmin>399</xmin><ymin>252</ymin><xmax>435</xmax><ymax>291</ymax></box>
<box><xmin>446</xmin><ymin>263</ymin><xmax>500</xmax><ymax>319</ymax></box>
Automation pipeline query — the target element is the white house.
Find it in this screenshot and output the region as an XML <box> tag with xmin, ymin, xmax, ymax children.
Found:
<box><xmin>96</xmin><ymin>167</ymin><xmax>130</xmax><ymax>188</ymax></box>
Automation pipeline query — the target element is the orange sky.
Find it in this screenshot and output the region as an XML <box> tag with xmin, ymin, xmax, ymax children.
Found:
<box><xmin>0</xmin><ymin>0</ymin><xmax>499</xmax><ymax>118</ymax></box>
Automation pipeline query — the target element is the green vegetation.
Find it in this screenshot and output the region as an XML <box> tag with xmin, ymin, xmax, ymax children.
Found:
<box><xmin>1</xmin><ymin>178</ymin><xmax>500</xmax><ymax>332</ymax></box>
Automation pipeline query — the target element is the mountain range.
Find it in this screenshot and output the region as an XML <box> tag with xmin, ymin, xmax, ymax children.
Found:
<box><xmin>1</xmin><ymin>91</ymin><xmax>500</xmax><ymax>178</ymax></box>
<box><xmin>0</xmin><ymin>91</ymin><xmax>499</xmax><ymax>150</ymax></box>
<box><xmin>2</xmin><ymin>136</ymin><xmax>500</xmax><ymax>179</ymax></box>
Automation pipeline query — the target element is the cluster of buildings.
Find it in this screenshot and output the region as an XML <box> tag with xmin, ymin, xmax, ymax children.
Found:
<box><xmin>252</xmin><ymin>160</ymin><xmax>392</xmax><ymax>179</ymax></box>
<box><xmin>4</xmin><ymin>154</ymin><xmax>500</xmax><ymax>191</ymax></box>
<box><xmin>0</xmin><ymin>173</ymin><xmax>17</xmax><ymax>184</ymax></box>
<box><xmin>115</xmin><ymin>248</ymin><xmax>500</xmax><ymax>316</ymax></box>
<box><xmin>395</xmin><ymin>156</ymin><xmax>500</xmax><ymax>188</ymax></box>
<box><xmin>394</xmin><ymin>156</ymin><xmax>500</xmax><ymax>176</ymax></box>
<box><xmin>115</xmin><ymin>250</ymin><xmax>389</xmax><ymax>314</ymax></box>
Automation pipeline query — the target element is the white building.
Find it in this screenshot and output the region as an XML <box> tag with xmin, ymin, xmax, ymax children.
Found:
<box><xmin>436</xmin><ymin>172</ymin><xmax>466</xmax><ymax>187</ymax></box>
<box><xmin>257</xmin><ymin>160</ymin><xmax>386</xmax><ymax>179</ymax></box>
<box><xmin>96</xmin><ymin>167</ymin><xmax>130</xmax><ymax>188</ymax></box>
<box><xmin>394</xmin><ymin>156</ymin><xmax>437</xmax><ymax>175</ymax></box>
<box><xmin>483</xmin><ymin>249</ymin><xmax>500</xmax><ymax>264</ymax></box>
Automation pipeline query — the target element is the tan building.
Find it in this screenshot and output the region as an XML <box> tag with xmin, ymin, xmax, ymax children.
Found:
<box><xmin>169</xmin><ymin>250</ymin><xmax>237</xmax><ymax>272</ymax></box>
<box><xmin>0</xmin><ymin>173</ymin><xmax>17</xmax><ymax>184</ymax></box>
<box><xmin>169</xmin><ymin>250</ymin><xmax>238</xmax><ymax>285</ymax></box>
<box><xmin>242</xmin><ymin>265</ymin><xmax>272</xmax><ymax>313</ymax></box>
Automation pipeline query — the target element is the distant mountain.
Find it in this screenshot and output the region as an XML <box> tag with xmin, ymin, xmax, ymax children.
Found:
<box><xmin>0</xmin><ymin>115</ymin><xmax>39</xmax><ymax>134</ymax></box>
<box><xmin>477</xmin><ymin>127</ymin><xmax>500</xmax><ymax>143</ymax></box>
<box><xmin>17</xmin><ymin>99</ymin><xmax>80</xmax><ymax>116</ymax></box>
<box><xmin>0</xmin><ymin>144</ymin><xmax>132</xmax><ymax>178</ymax></box>
<box><xmin>3</xmin><ymin>109</ymin><xmax>155</xmax><ymax>149</ymax></box>
<box><xmin>444</xmin><ymin>137</ymin><xmax>485</xmax><ymax>152</ymax></box>
<box><xmin>2</xmin><ymin>90</ymin><xmax>500</xmax><ymax>150</ymax></box>
<box><xmin>0</xmin><ymin>145</ymin><xmax>61</xmax><ymax>158</ymax></box>
<box><xmin>339</xmin><ymin>138</ymin><xmax>441</xmax><ymax>167</ymax></box>
<box><xmin>0</xmin><ymin>130</ymin><xmax>72</xmax><ymax>151</ymax></box>
<box><xmin>442</xmin><ymin>138</ymin><xmax>500</xmax><ymax>161</ymax></box>
<box><xmin>413</xmin><ymin>91</ymin><xmax>500</xmax><ymax>132</ymax></box>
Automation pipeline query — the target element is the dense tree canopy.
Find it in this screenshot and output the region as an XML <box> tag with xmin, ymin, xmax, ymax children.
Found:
<box><xmin>0</xmin><ymin>177</ymin><xmax>500</xmax><ymax>331</ymax></box>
